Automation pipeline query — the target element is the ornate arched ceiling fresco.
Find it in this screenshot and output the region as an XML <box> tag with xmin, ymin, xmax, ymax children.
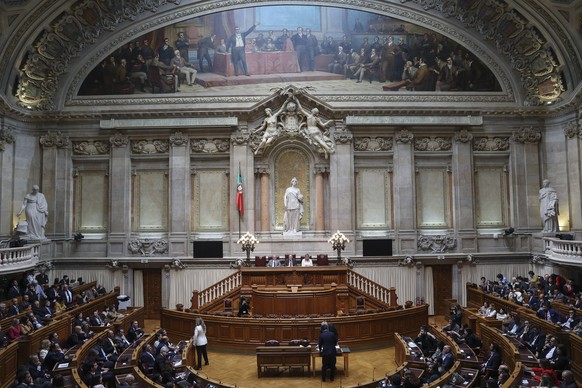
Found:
<box><xmin>0</xmin><ymin>0</ymin><xmax>579</xmax><ymax>114</ymax></box>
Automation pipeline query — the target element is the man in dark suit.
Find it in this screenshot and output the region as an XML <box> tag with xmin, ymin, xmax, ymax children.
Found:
<box><xmin>284</xmin><ymin>256</ymin><xmax>296</xmax><ymax>267</ymax></box>
<box><xmin>197</xmin><ymin>33</ymin><xmax>215</xmax><ymax>72</ymax></box>
<box><xmin>89</xmin><ymin>310</ymin><xmax>105</xmax><ymax>326</ymax></box>
<box><xmin>127</xmin><ymin>320</ymin><xmax>144</xmax><ymax>343</ymax></box>
<box><xmin>140</xmin><ymin>344</ymin><xmax>156</xmax><ymax>372</ymax></box>
<box><xmin>7</xmin><ymin>298</ymin><xmax>20</xmax><ymax>316</ymax></box>
<box><xmin>7</xmin><ymin>280</ymin><xmax>21</xmax><ymax>298</ymax></box>
<box><xmin>479</xmin><ymin>343</ymin><xmax>502</xmax><ymax>380</ymax></box>
<box><xmin>439</xmin><ymin>345</ymin><xmax>455</xmax><ymax>373</ymax></box>
<box><xmin>227</xmin><ymin>22</ymin><xmax>259</xmax><ymax>76</ymax></box>
<box><xmin>43</xmin><ymin>343</ymin><xmax>68</xmax><ymax>371</ymax></box>
<box><xmin>36</xmin><ymin>271</ymin><xmax>49</xmax><ymax>286</ymax></box>
<box><xmin>60</xmin><ymin>284</ymin><xmax>74</xmax><ymax>306</ymax></box>
<box><xmin>319</xmin><ymin>323</ymin><xmax>338</xmax><ymax>382</ymax></box>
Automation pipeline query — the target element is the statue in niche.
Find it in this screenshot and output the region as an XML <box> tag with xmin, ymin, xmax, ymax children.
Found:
<box><xmin>539</xmin><ymin>179</ymin><xmax>559</xmax><ymax>233</ymax></box>
<box><xmin>284</xmin><ymin>177</ymin><xmax>304</xmax><ymax>233</ymax></box>
<box><xmin>17</xmin><ymin>185</ymin><xmax>48</xmax><ymax>240</ymax></box>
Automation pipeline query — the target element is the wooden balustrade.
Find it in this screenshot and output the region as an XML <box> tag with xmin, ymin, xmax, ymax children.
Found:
<box><xmin>0</xmin><ymin>342</ymin><xmax>19</xmax><ymax>388</ymax></box>
<box><xmin>347</xmin><ymin>270</ymin><xmax>396</xmax><ymax>306</ymax></box>
<box><xmin>191</xmin><ymin>271</ymin><xmax>242</xmax><ymax>310</ymax></box>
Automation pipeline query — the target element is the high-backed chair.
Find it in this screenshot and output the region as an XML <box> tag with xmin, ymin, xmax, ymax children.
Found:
<box><xmin>317</xmin><ymin>254</ymin><xmax>329</xmax><ymax>266</ymax></box>
<box><xmin>255</xmin><ymin>256</ymin><xmax>267</xmax><ymax>267</ymax></box>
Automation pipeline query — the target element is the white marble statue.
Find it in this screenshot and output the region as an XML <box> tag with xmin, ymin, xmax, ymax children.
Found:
<box><xmin>295</xmin><ymin>99</ymin><xmax>335</xmax><ymax>157</ymax></box>
<box><xmin>253</xmin><ymin>105</ymin><xmax>286</xmax><ymax>155</ymax></box>
<box><xmin>283</xmin><ymin>177</ymin><xmax>304</xmax><ymax>233</ymax></box>
<box><xmin>17</xmin><ymin>184</ymin><xmax>49</xmax><ymax>240</ymax></box>
<box><xmin>539</xmin><ymin>179</ymin><xmax>559</xmax><ymax>233</ymax></box>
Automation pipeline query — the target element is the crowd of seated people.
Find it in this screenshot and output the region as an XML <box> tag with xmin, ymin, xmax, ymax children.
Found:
<box><xmin>477</xmin><ymin>271</ymin><xmax>582</xmax><ymax>336</ymax></box>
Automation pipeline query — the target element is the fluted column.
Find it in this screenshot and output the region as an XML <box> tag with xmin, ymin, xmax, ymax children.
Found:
<box><xmin>314</xmin><ymin>166</ymin><xmax>328</xmax><ymax>231</ymax></box>
<box><xmin>565</xmin><ymin>120</ymin><xmax>582</xmax><ymax>232</ymax></box>
<box><xmin>452</xmin><ymin>129</ymin><xmax>475</xmax><ymax>235</ymax></box>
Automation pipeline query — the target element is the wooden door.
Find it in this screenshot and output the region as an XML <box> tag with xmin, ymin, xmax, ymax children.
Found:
<box><xmin>142</xmin><ymin>268</ymin><xmax>162</xmax><ymax>319</ymax></box>
<box><xmin>432</xmin><ymin>265</ymin><xmax>453</xmax><ymax>316</ymax></box>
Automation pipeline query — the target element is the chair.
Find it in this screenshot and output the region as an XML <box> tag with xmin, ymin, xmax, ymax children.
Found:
<box><xmin>265</xmin><ymin>339</ymin><xmax>279</xmax><ymax>346</ymax></box>
<box><xmin>356</xmin><ymin>296</ymin><xmax>365</xmax><ymax>311</ymax></box>
<box><xmin>224</xmin><ymin>298</ymin><xmax>233</xmax><ymax>313</ymax></box>
<box><xmin>148</xmin><ymin>66</ymin><xmax>176</xmax><ymax>93</ymax></box>
<box><xmin>316</xmin><ymin>254</ymin><xmax>329</xmax><ymax>266</ymax></box>
<box><xmin>255</xmin><ymin>256</ymin><xmax>266</xmax><ymax>267</ymax></box>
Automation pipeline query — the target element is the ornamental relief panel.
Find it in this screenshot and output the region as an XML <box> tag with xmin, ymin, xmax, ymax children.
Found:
<box><xmin>131</xmin><ymin>139</ymin><xmax>169</xmax><ymax>154</ymax></box>
<box><xmin>73</xmin><ymin>140</ymin><xmax>110</xmax><ymax>155</ymax></box>
<box><xmin>473</xmin><ymin>137</ymin><xmax>510</xmax><ymax>151</ymax></box>
<box><xmin>190</xmin><ymin>138</ymin><xmax>230</xmax><ymax>153</ymax></box>
<box><xmin>414</xmin><ymin>137</ymin><xmax>452</xmax><ymax>151</ymax></box>
<box><xmin>354</xmin><ymin>137</ymin><xmax>393</xmax><ymax>151</ymax></box>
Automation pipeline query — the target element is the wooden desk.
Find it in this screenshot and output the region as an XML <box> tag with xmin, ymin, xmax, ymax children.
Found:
<box><xmin>213</xmin><ymin>51</ymin><xmax>300</xmax><ymax>76</ymax></box>
<box><xmin>311</xmin><ymin>346</ymin><xmax>350</xmax><ymax>377</ymax></box>
<box><xmin>256</xmin><ymin>345</ymin><xmax>312</xmax><ymax>377</ymax></box>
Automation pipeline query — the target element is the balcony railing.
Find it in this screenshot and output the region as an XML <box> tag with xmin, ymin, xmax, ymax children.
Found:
<box><xmin>543</xmin><ymin>237</ymin><xmax>582</xmax><ymax>264</ymax></box>
<box><xmin>0</xmin><ymin>243</ymin><xmax>40</xmax><ymax>270</ymax></box>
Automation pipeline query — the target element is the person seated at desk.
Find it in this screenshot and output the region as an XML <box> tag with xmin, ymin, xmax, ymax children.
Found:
<box><xmin>301</xmin><ymin>254</ymin><xmax>314</xmax><ymax>267</ymax></box>
<box><xmin>414</xmin><ymin>325</ymin><xmax>436</xmax><ymax>356</ymax></box>
<box><xmin>267</xmin><ymin>256</ymin><xmax>281</xmax><ymax>267</ymax></box>
<box><xmin>262</xmin><ymin>37</ymin><xmax>277</xmax><ymax>51</ymax></box>
<box><xmin>238</xmin><ymin>296</ymin><xmax>249</xmax><ymax>317</ymax></box>
<box><xmin>285</xmin><ymin>256</ymin><xmax>296</xmax><ymax>267</ymax></box>
<box><xmin>126</xmin><ymin>320</ymin><xmax>145</xmax><ymax>343</ymax></box>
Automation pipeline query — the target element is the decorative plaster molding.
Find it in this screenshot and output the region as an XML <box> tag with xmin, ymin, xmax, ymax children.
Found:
<box><xmin>473</xmin><ymin>136</ymin><xmax>510</xmax><ymax>151</ymax></box>
<box><xmin>128</xmin><ymin>238</ymin><xmax>169</xmax><ymax>256</ymax></box>
<box><xmin>414</xmin><ymin>136</ymin><xmax>452</xmax><ymax>151</ymax></box>
<box><xmin>72</xmin><ymin>140</ymin><xmax>110</xmax><ymax>155</ymax></box>
<box><xmin>511</xmin><ymin>126</ymin><xmax>542</xmax><ymax>143</ymax></box>
<box><xmin>333</xmin><ymin>130</ymin><xmax>352</xmax><ymax>145</ymax></box>
<box><xmin>564</xmin><ymin>120</ymin><xmax>582</xmax><ymax>139</ymax></box>
<box><xmin>231</xmin><ymin>133</ymin><xmax>249</xmax><ymax>146</ymax></box>
<box><xmin>39</xmin><ymin>131</ymin><xmax>69</xmax><ymax>148</ymax></box>
<box><xmin>417</xmin><ymin>234</ymin><xmax>457</xmax><ymax>253</ymax></box>
<box><xmin>354</xmin><ymin>137</ymin><xmax>393</xmax><ymax>151</ymax></box>
<box><xmin>109</xmin><ymin>132</ymin><xmax>129</xmax><ymax>147</ymax></box>
<box><xmin>131</xmin><ymin>139</ymin><xmax>169</xmax><ymax>154</ymax></box>
<box><xmin>454</xmin><ymin>129</ymin><xmax>473</xmax><ymax>143</ymax></box>
<box><xmin>190</xmin><ymin>138</ymin><xmax>230</xmax><ymax>153</ymax></box>
<box><xmin>395</xmin><ymin>129</ymin><xmax>414</xmax><ymax>144</ymax></box>
<box><xmin>169</xmin><ymin>131</ymin><xmax>188</xmax><ymax>146</ymax></box>
<box><xmin>0</xmin><ymin>126</ymin><xmax>15</xmax><ymax>151</ymax></box>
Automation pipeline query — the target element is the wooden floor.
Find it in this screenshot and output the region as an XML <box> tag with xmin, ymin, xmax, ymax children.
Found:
<box><xmin>145</xmin><ymin>316</ymin><xmax>447</xmax><ymax>387</ymax></box>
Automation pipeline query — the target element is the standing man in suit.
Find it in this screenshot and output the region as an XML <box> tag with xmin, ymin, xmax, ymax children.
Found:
<box><xmin>227</xmin><ymin>22</ymin><xmax>260</xmax><ymax>76</ymax></box>
<box><xmin>197</xmin><ymin>33</ymin><xmax>215</xmax><ymax>72</ymax></box>
<box><xmin>60</xmin><ymin>284</ymin><xmax>74</xmax><ymax>306</ymax></box>
<box><xmin>319</xmin><ymin>323</ymin><xmax>338</xmax><ymax>382</ymax></box>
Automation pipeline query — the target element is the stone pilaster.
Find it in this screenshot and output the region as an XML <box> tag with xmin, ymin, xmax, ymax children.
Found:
<box><xmin>231</xmin><ymin>131</ymin><xmax>255</xmax><ymax>235</ymax></box>
<box><xmin>510</xmin><ymin>126</ymin><xmax>542</xmax><ymax>232</ymax></box>
<box><xmin>40</xmin><ymin>131</ymin><xmax>71</xmax><ymax>240</ymax></box>
<box><xmin>256</xmin><ymin>168</ymin><xmax>270</xmax><ymax>232</ymax></box>
<box><xmin>0</xmin><ymin>124</ymin><xmax>15</xmax><ymax>237</ymax></box>
<box><xmin>108</xmin><ymin>132</ymin><xmax>131</xmax><ymax>256</ymax></box>
<box><xmin>169</xmin><ymin>131</ymin><xmax>190</xmax><ymax>256</ymax></box>
<box><xmin>452</xmin><ymin>129</ymin><xmax>476</xmax><ymax>249</ymax></box>
<box><xmin>314</xmin><ymin>166</ymin><xmax>328</xmax><ymax>231</ymax></box>
<box><xmin>329</xmin><ymin>128</ymin><xmax>354</xmax><ymax>234</ymax></box>
<box><xmin>565</xmin><ymin>120</ymin><xmax>582</xmax><ymax>232</ymax></box>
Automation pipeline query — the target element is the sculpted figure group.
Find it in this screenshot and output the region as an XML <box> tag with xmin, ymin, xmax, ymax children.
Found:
<box><xmin>253</xmin><ymin>95</ymin><xmax>335</xmax><ymax>157</ymax></box>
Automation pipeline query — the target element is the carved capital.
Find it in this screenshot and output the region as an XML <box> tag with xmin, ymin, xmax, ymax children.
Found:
<box><xmin>109</xmin><ymin>132</ymin><xmax>129</xmax><ymax>148</ymax></box>
<box><xmin>333</xmin><ymin>130</ymin><xmax>353</xmax><ymax>144</ymax></box>
<box><xmin>395</xmin><ymin>129</ymin><xmax>414</xmax><ymax>144</ymax></box>
<box><xmin>255</xmin><ymin>167</ymin><xmax>270</xmax><ymax>175</ymax></box>
<box><xmin>231</xmin><ymin>133</ymin><xmax>249</xmax><ymax>146</ymax></box>
<box><xmin>0</xmin><ymin>126</ymin><xmax>15</xmax><ymax>152</ymax></box>
<box><xmin>511</xmin><ymin>126</ymin><xmax>542</xmax><ymax>143</ymax></box>
<box><xmin>314</xmin><ymin>166</ymin><xmax>329</xmax><ymax>175</ymax></box>
<box><xmin>40</xmin><ymin>131</ymin><xmax>69</xmax><ymax>148</ymax></box>
<box><xmin>454</xmin><ymin>129</ymin><xmax>473</xmax><ymax>143</ymax></box>
<box><xmin>564</xmin><ymin>120</ymin><xmax>582</xmax><ymax>139</ymax></box>
<box><xmin>169</xmin><ymin>131</ymin><xmax>188</xmax><ymax>146</ymax></box>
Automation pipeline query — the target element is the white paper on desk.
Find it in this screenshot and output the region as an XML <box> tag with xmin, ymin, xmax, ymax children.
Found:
<box><xmin>335</xmin><ymin>345</ymin><xmax>340</xmax><ymax>350</ymax></box>
<box><xmin>57</xmin><ymin>363</ymin><xmax>69</xmax><ymax>368</ymax></box>
<box><xmin>408</xmin><ymin>342</ymin><xmax>418</xmax><ymax>347</ymax></box>
<box><xmin>174</xmin><ymin>360</ymin><xmax>182</xmax><ymax>367</ymax></box>
<box><xmin>522</xmin><ymin>380</ymin><xmax>529</xmax><ymax>384</ymax></box>
<box><xmin>527</xmin><ymin>355</ymin><xmax>533</xmax><ymax>358</ymax></box>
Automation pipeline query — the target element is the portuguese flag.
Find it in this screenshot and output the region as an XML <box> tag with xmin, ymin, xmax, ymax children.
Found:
<box><xmin>236</xmin><ymin>166</ymin><xmax>244</xmax><ymax>216</ymax></box>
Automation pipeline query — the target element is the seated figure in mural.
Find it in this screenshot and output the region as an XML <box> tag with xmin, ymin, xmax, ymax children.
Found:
<box><xmin>284</xmin><ymin>177</ymin><xmax>304</xmax><ymax>233</ymax></box>
<box><xmin>17</xmin><ymin>185</ymin><xmax>48</xmax><ymax>240</ymax></box>
<box><xmin>539</xmin><ymin>179</ymin><xmax>559</xmax><ymax>233</ymax></box>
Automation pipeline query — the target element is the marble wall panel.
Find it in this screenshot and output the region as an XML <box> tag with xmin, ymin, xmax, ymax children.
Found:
<box><xmin>75</xmin><ymin>172</ymin><xmax>108</xmax><ymax>232</ymax></box>
<box><xmin>475</xmin><ymin>167</ymin><xmax>508</xmax><ymax>227</ymax></box>
<box><xmin>193</xmin><ymin>170</ymin><xmax>228</xmax><ymax>231</ymax></box>
<box><xmin>356</xmin><ymin>168</ymin><xmax>391</xmax><ymax>228</ymax></box>
<box><xmin>416</xmin><ymin>168</ymin><xmax>450</xmax><ymax>228</ymax></box>
<box><xmin>132</xmin><ymin>171</ymin><xmax>168</xmax><ymax>231</ymax></box>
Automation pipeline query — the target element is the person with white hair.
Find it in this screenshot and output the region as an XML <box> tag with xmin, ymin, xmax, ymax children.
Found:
<box><xmin>170</xmin><ymin>50</ymin><xmax>197</xmax><ymax>86</ymax></box>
